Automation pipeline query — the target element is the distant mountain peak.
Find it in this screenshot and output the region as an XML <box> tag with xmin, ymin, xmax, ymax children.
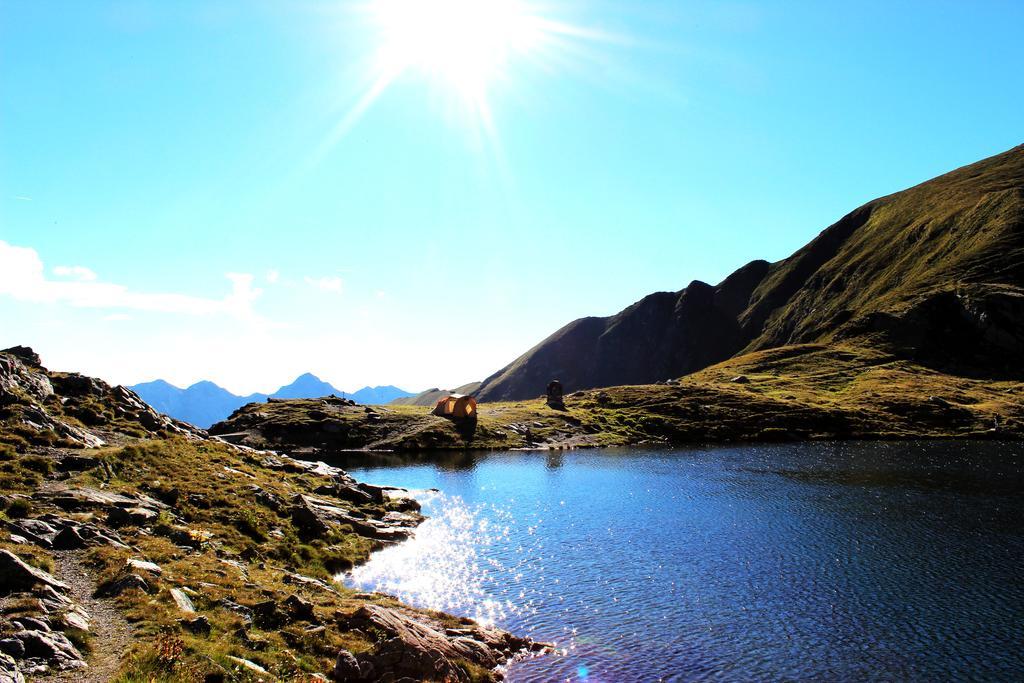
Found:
<box><xmin>131</xmin><ymin>373</ymin><xmax>415</xmax><ymax>428</ymax></box>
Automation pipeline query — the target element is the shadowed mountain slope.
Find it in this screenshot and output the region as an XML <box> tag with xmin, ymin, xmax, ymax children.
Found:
<box><xmin>390</xmin><ymin>382</ymin><xmax>482</xmax><ymax>406</ymax></box>
<box><xmin>476</xmin><ymin>145</ymin><xmax>1024</xmax><ymax>401</ymax></box>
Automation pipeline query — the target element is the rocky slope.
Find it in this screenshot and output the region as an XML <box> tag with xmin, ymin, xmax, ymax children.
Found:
<box><xmin>0</xmin><ymin>348</ymin><xmax>546</xmax><ymax>681</ymax></box>
<box><xmin>476</xmin><ymin>145</ymin><xmax>1024</xmax><ymax>401</ymax></box>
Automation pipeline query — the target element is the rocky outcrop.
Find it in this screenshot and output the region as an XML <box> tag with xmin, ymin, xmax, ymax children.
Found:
<box><xmin>290</xmin><ymin>494</ymin><xmax>419</xmax><ymax>543</ymax></box>
<box><xmin>334</xmin><ymin>604</ymin><xmax>548</xmax><ymax>682</ymax></box>
<box><xmin>0</xmin><ymin>551</ymin><xmax>90</xmax><ymax>674</ymax></box>
<box><xmin>5</xmin><ymin>514</ymin><xmax>127</xmax><ymax>550</ymax></box>
<box><xmin>0</xmin><ymin>346</ymin><xmax>205</xmax><ymax>450</ymax></box>
<box><xmin>0</xmin><ymin>551</ymin><xmax>68</xmax><ymax>595</ymax></box>
<box><xmin>0</xmin><ymin>651</ymin><xmax>24</xmax><ymax>683</ymax></box>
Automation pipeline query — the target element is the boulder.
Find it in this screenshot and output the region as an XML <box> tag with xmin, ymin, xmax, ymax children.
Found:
<box><xmin>169</xmin><ymin>588</ymin><xmax>195</xmax><ymax>613</ymax></box>
<box><xmin>75</xmin><ymin>523</ymin><xmax>129</xmax><ymax>550</ymax></box>
<box><xmin>282</xmin><ymin>571</ymin><xmax>339</xmax><ymax>595</ymax></box>
<box><xmin>251</xmin><ymin>600</ymin><xmax>287</xmax><ymax>629</ymax></box>
<box><xmin>226</xmin><ymin>656</ymin><xmax>268</xmax><ymax>676</ymax></box>
<box><xmin>4</xmin><ymin>520</ymin><xmax>58</xmax><ymax>549</ymax></box>
<box><xmin>180</xmin><ymin>615</ymin><xmax>211</xmax><ymax>635</ymax></box>
<box><xmin>248</xmin><ymin>486</ymin><xmax>284</xmax><ymax>512</ymax></box>
<box><xmin>43</xmin><ymin>487</ymin><xmax>166</xmax><ymax>513</ymax></box>
<box><xmin>313</xmin><ymin>483</ymin><xmax>373</xmax><ymax>505</ymax></box>
<box><xmin>289</xmin><ymin>496</ymin><xmax>332</xmax><ymax>538</ymax></box>
<box><xmin>283</xmin><ymin>594</ymin><xmax>317</xmax><ymax>623</ymax></box>
<box><xmin>383</xmin><ymin>490</ymin><xmax>421</xmax><ymax>513</ymax></box>
<box><xmin>9</xmin><ymin>630</ymin><xmax>84</xmax><ymax>670</ymax></box>
<box><xmin>0</xmin><ymin>351</ymin><xmax>51</xmax><ymax>401</ymax></box>
<box><xmin>57</xmin><ymin>609</ymin><xmax>90</xmax><ymax>633</ymax></box>
<box><xmin>34</xmin><ymin>585</ymin><xmax>72</xmax><ymax>613</ymax></box>
<box><xmin>51</xmin><ymin>527</ymin><xmax>86</xmax><ymax>550</ymax></box>
<box><xmin>0</xmin><ymin>652</ymin><xmax>23</xmax><ymax>683</ymax></box>
<box><xmin>126</xmin><ymin>559</ymin><xmax>163</xmax><ymax>576</ymax></box>
<box><xmin>343</xmin><ymin>604</ymin><xmax>547</xmax><ymax>682</ymax></box>
<box><xmin>0</xmin><ymin>641</ymin><xmax>24</xmax><ymax>660</ymax></box>
<box><xmin>96</xmin><ymin>573</ymin><xmax>150</xmax><ymax>598</ymax></box>
<box><xmin>107</xmin><ymin>506</ymin><xmax>159</xmax><ymax>528</ymax></box>
<box><xmin>332</xmin><ymin>649</ymin><xmax>361</xmax><ymax>680</ymax></box>
<box><xmin>0</xmin><ymin>550</ymin><xmax>69</xmax><ymax>595</ymax></box>
<box><xmin>10</xmin><ymin>618</ymin><xmax>48</xmax><ymax>633</ymax></box>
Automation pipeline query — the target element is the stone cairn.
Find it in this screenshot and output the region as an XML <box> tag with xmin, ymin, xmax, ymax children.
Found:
<box><xmin>546</xmin><ymin>379</ymin><xmax>565</xmax><ymax>409</ymax></box>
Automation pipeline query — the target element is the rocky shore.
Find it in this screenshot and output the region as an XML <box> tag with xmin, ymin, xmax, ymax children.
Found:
<box><xmin>0</xmin><ymin>347</ymin><xmax>548</xmax><ymax>681</ymax></box>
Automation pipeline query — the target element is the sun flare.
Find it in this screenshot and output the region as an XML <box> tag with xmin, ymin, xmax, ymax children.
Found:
<box><xmin>369</xmin><ymin>0</ymin><xmax>542</xmax><ymax>100</ymax></box>
<box><xmin>316</xmin><ymin>0</ymin><xmax>594</xmax><ymax>156</ymax></box>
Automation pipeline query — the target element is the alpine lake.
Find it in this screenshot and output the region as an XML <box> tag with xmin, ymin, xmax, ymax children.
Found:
<box><xmin>317</xmin><ymin>442</ymin><xmax>1024</xmax><ymax>682</ymax></box>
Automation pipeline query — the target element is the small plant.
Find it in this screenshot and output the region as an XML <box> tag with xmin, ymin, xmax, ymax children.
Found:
<box><xmin>234</xmin><ymin>508</ymin><xmax>268</xmax><ymax>542</ymax></box>
<box><xmin>155</xmin><ymin>634</ymin><xmax>185</xmax><ymax>670</ymax></box>
<box><xmin>6</xmin><ymin>498</ymin><xmax>32</xmax><ymax>519</ymax></box>
<box><xmin>20</xmin><ymin>455</ymin><xmax>53</xmax><ymax>475</ymax></box>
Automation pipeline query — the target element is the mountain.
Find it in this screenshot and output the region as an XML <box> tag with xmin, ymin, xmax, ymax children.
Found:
<box><xmin>350</xmin><ymin>385</ymin><xmax>417</xmax><ymax>404</ymax></box>
<box><xmin>476</xmin><ymin>144</ymin><xmax>1024</xmax><ymax>401</ymax></box>
<box><xmin>131</xmin><ymin>379</ymin><xmax>265</xmax><ymax>429</ymax></box>
<box><xmin>390</xmin><ymin>382</ymin><xmax>482</xmax><ymax>406</ymax></box>
<box><xmin>269</xmin><ymin>372</ymin><xmax>343</xmax><ymax>400</ymax></box>
<box><xmin>131</xmin><ymin>373</ymin><xmax>413</xmax><ymax>428</ymax></box>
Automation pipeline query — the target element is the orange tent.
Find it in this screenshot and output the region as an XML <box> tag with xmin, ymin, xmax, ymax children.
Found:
<box><xmin>432</xmin><ymin>394</ymin><xmax>477</xmax><ymax>420</ymax></box>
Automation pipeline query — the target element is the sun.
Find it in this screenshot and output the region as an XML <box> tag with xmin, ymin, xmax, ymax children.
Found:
<box><xmin>314</xmin><ymin>0</ymin><xmax>595</xmax><ymax>157</ymax></box>
<box><xmin>369</xmin><ymin>0</ymin><xmax>543</xmax><ymax>101</ymax></box>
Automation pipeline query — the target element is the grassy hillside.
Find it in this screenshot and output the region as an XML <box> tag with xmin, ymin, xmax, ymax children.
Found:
<box><xmin>476</xmin><ymin>144</ymin><xmax>1024</xmax><ymax>402</ymax></box>
<box><xmin>742</xmin><ymin>144</ymin><xmax>1024</xmax><ymax>360</ymax></box>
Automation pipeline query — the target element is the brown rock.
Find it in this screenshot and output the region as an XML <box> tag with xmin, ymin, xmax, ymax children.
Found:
<box><xmin>0</xmin><ymin>551</ymin><xmax>69</xmax><ymax>595</ymax></box>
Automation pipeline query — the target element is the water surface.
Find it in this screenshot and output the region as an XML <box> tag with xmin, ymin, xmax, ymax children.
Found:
<box><xmin>333</xmin><ymin>442</ymin><xmax>1024</xmax><ymax>681</ymax></box>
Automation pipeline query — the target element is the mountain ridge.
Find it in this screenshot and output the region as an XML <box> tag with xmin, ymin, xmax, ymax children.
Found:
<box><xmin>475</xmin><ymin>144</ymin><xmax>1024</xmax><ymax>401</ymax></box>
<box><xmin>131</xmin><ymin>374</ymin><xmax>415</xmax><ymax>428</ymax></box>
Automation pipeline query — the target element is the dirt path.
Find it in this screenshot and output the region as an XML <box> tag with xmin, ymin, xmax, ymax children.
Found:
<box><xmin>38</xmin><ymin>550</ymin><xmax>133</xmax><ymax>683</ymax></box>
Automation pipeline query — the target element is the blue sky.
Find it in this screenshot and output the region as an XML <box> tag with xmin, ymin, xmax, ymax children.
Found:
<box><xmin>1</xmin><ymin>0</ymin><xmax>1022</xmax><ymax>393</ymax></box>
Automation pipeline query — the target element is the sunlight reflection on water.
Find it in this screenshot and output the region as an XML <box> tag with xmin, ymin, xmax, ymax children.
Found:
<box><xmin>343</xmin><ymin>490</ymin><xmax>518</xmax><ymax>626</ymax></box>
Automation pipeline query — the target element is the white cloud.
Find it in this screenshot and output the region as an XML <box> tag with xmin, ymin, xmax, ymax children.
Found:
<box><xmin>304</xmin><ymin>275</ymin><xmax>343</xmax><ymax>293</ymax></box>
<box><xmin>103</xmin><ymin>313</ymin><xmax>132</xmax><ymax>322</ymax></box>
<box><xmin>0</xmin><ymin>240</ymin><xmax>264</xmax><ymax>320</ymax></box>
<box><xmin>266</xmin><ymin>269</ymin><xmax>280</xmax><ymax>284</ymax></box>
<box><xmin>53</xmin><ymin>265</ymin><xmax>98</xmax><ymax>281</ymax></box>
